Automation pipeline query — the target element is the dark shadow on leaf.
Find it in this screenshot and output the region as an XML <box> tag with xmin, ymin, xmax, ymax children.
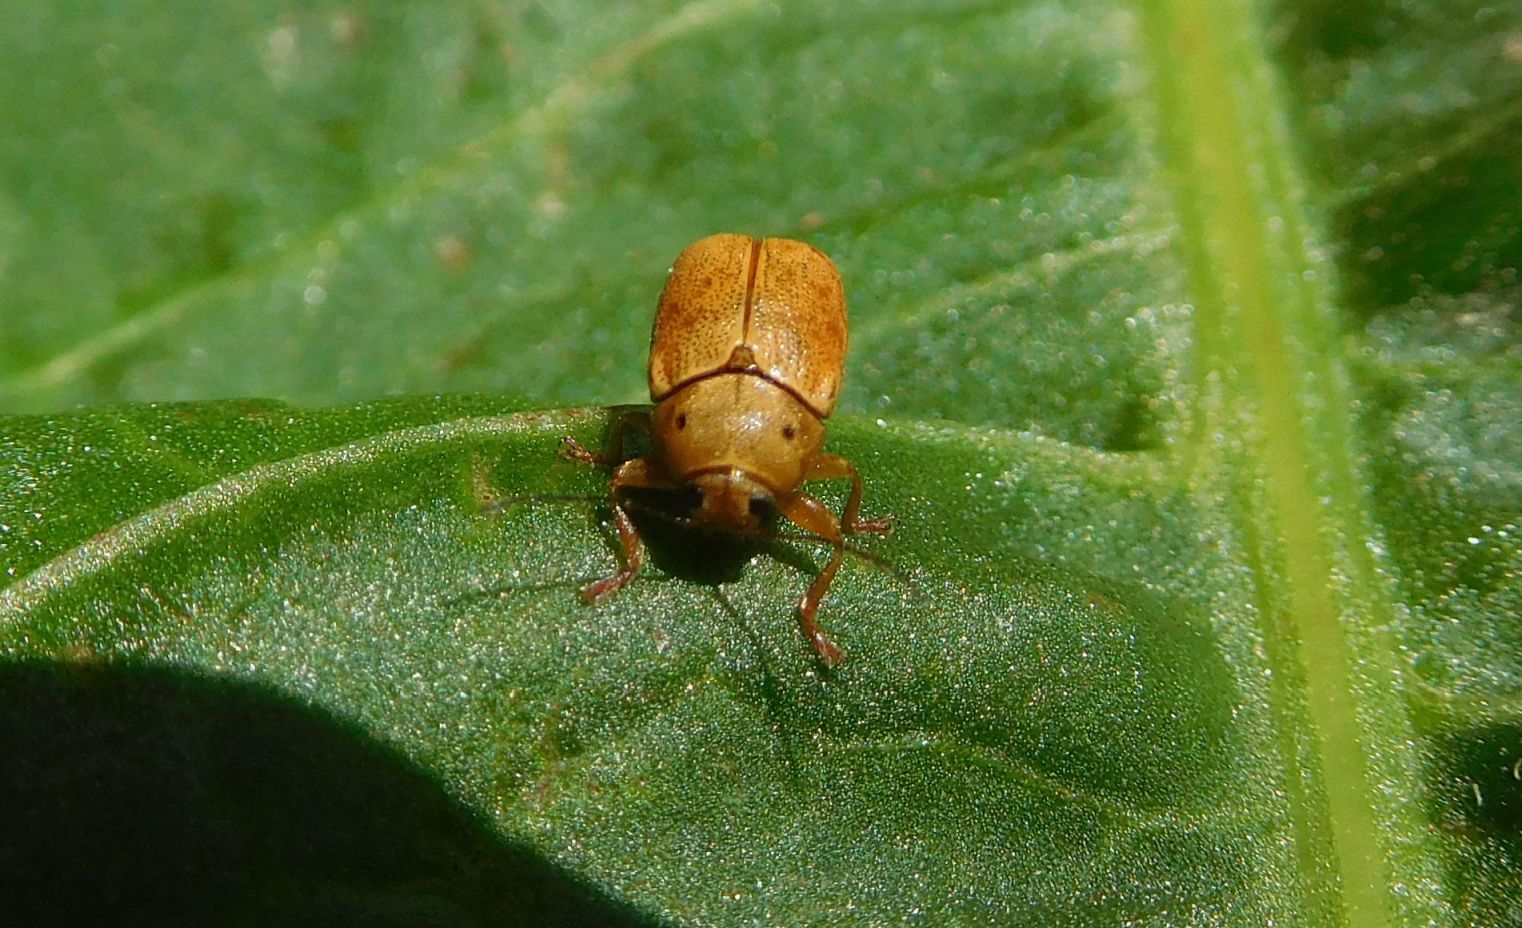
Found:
<box><xmin>619</xmin><ymin>493</ymin><xmax>904</xmax><ymax>589</ymax></box>
<box><xmin>1424</xmin><ymin>720</ymin><xmax>1522</xmax><ymax>927</ymax></box>
<box><xmin>0</xmin><ymin>660</ymin><xmax>668</xmax><ymax>928</ymax></box>
<box><xmin>621</xmin><ymin>486</ymin><xmax>759</xmax><ymax>586</ymax></box>
<box><xmin>697</xmin><ymin>585</ymin><xmax>811</xmax><ymax>780</ymax></box>
<box><xmin>1430</xmin><ymin>721</ymin><xmax>1522</xmax><ymax>837</ymax></box>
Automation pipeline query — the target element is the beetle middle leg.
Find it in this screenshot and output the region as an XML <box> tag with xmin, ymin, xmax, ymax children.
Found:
<box><xmin>805</xmin><ymin>453</ymin><xmax>895</xmax><ymax>535</ymax></box>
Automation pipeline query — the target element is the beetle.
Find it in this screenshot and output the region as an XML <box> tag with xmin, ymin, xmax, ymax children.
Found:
<box><xmin>565</xmin><ymin>233</ymin><xmax>891</xmax><ymax>664</ymax></box>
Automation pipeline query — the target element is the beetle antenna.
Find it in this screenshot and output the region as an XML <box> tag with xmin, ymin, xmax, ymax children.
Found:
<box><xmin>769</xmin><ymin>529</ymin><xmax>906</xmax><ymax>582</ymax></box>
<box><xmin>839</xmin><ymin>539</ymin><xmax>907</xmax><ymax>581</ymax></box>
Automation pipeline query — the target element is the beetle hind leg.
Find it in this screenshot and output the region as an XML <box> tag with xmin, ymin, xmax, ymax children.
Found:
<box><xmin>563</xmin><ymin>408</ymin><xmax>654</xmax><ymax>470</ymax></box>
<box><xmin>801</xmin><ymin>551</ymin><xmax>847</xmax><ymax>666</ymax></box>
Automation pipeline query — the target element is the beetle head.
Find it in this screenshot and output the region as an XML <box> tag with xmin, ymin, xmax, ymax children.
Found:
<box><xmin>688</xmin><ymin>470</ymin><xmax>776</xmax><ymax>532</ymax></box>
<box><xmin>653</xmin><ymin>374</ymin><xmax>825</xmax><ymax>531</ymax></box>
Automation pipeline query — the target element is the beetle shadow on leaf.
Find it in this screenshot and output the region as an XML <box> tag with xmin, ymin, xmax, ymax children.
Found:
<box><xmin>0</xmin><ymin>659</ymin><xmax>670</xmax><ymax>928</ymax></box>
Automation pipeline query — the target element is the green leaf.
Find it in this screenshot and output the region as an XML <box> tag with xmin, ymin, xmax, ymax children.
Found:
<box><xmin>5</xmin><ymin>400</ymin><xmax>1251</xmax><ymax>923</ymax></box>
<box><xmin>3</xmin><ymin>0</ymin><xmax>1520</xmax><ymax>924</ymax></box>
<box><xmin>0</xmin><ymin>0</ymin><xmax>1178</xmax><ymax>449</ymax></box>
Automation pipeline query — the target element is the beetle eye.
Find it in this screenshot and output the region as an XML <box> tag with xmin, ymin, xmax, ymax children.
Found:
<box><xmin>781</xmin><ymin>424</ymin><xmax>796</xmax><ymax>440</ymax></box>
<box><xmin>748</xmin><ymin>494</ymin><xmax>775</xmax><ymax>520</ymax></box>
<box><xmin>675</xmin><ymin>413</ymin><xmax>687</xmax><ymax>430</ymax></box>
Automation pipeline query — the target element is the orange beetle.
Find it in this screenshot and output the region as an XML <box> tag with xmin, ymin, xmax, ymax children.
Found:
<box><xmin>566</xmin><ymin>233</ymin><xmax>891</xmax><ymax>664</ymax></box>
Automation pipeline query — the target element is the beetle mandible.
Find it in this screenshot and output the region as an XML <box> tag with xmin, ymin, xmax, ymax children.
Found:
<box><xmin>564</xmin><ymin>233</ymin><xmax>892</xmax><ymax>664</ymax></box>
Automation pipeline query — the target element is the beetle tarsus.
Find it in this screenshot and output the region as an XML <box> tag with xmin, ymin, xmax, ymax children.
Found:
<box><xmin>579</xmin><ymin>570</ymin><xmax>635</xmax><ymax>605</ymax></box>
<box><xmin>849</xmin><ymin>514</ymin><xmax>896</xmax><ymax>535</ymax></box>
<box><xmin>795</xmin><ymin>529</ymin><xmax>849</xmax><ymax>664</ymax></box>
<box><xmin>811</xmin><ymin>630</ymin><xmax>845</xmax><ymax>666</ymax></box>
<box><xmin>799</xmin><ymin>582</ymin><xmax>846</xmax><ymax>665</ymax></box>
<box><xmin>562</xmin><ymin>436</ymin><xmax>607</xmax><ymax>467</ymax></box>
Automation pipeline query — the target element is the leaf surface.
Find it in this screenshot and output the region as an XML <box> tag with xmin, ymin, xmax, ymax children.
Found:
<box><xmin>3</xmin><ymin>0</ymin><xmax>1520</xmax><ymax>923</ymax></box>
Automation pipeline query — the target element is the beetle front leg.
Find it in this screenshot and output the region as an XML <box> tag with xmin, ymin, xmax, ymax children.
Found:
<box><xmin>775</xmin><ymin>491</ymin><xmax>850</xmax><ymax>665</ymax></box>
<box><xmin>806</xmin><ymin>453</ymin><xmax>894</xmax><ymax>535</ymax></box>
<box><xmin>580</xmin><ymin>456</ymin><xmax>672</xmax><ymax>604</ymax></box>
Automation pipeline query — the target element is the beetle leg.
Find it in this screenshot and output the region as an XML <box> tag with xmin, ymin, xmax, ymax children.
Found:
<box><xmin>580</xmin><ymin>456</ymin><xmax>672</xmax><ymax>605</ymax></box>
<box><xmin>805</xmin><ymin>453</ymin><xmax>895</xmax><ymax>535</ymax></box>
<box><xmin>563</xmin><ymin>408</ymin><xmax>653</xmax><ymax>469</ymax></box>
<box><xmin>561</xmin><ymin>436</ymin><xmax>605</xmax><ymax>467</ymax></box>
<box><xmin>774</xmin><ymin>491</ymin><xmax>849</xmax><ymax>665</ymax></box>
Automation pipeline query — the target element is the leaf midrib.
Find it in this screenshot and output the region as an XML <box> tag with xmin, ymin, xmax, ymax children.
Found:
<box><xmin>1140</xmin><ymin>0</ymin><xmax>1441</xmax><ymax>925</ymax></box>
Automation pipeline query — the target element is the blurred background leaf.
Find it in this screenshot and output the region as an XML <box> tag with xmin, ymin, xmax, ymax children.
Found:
<box><xmin>0</xmin><ymin>0</ymin><xmax>1180</xmax><ymax>450</ymax></box>
<box><xmin>2</xmin><ymin>0</ymin><xmax>1520</xmax><ymax>924</ymax></box>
